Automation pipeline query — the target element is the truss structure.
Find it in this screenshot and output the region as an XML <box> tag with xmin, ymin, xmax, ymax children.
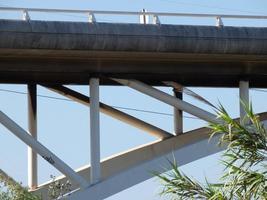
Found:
<box><xmin>0</xmin><ymin>77</ymin><xmax>260</xmax><ymax>200</ymax></box>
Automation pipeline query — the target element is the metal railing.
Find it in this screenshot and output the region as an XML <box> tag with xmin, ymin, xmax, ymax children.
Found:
<box><xmin>1</xmin><ymin>7</ymin><xmax>267</xmax><ymax>26</ymax></box>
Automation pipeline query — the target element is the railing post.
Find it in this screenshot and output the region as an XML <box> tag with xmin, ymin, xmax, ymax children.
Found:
<box><xmin>140</xmin><ymin>9</ymin><xmax>149</xmax><ymax>24</ymax></box>
<box><xmin>173</xmin><ymin>90</ymin><xmax>183</xmax><ymax>135</ymax></box>
<box><xmin>89</xmin><ymin>78</ymin><xmax>101</xmax><ymax>184</ymax></box>
<box><xmin>27</xmin><ymin>84</ymin><xmax>37</xmax><ymax>190</ymax></box>
<box><xmin>239</xmin><ymin>80</ymin><xmax>249</xmax><ymax>124</ymax></box>
<box><xmin>216</xmin><ymin>16</ymin><xmax>223</xmax><ymax>27</ymax></box>
<box><xmin>88</xmin><ymin>12</ymin><xmax>96</xmax><ymax>23</ymax></box>
<box><xmin>152</xmin><ymin>15</ymin><xmax>160</xmax><ymax>25</ymax></box>
<box><xmin>22</xmin><ymin>9</ymin><xmax>30</xmax><ymax>21</ymax></box>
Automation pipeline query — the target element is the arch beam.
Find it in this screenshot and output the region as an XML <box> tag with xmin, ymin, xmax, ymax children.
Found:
<box><xmin>33</xmin><ymin>126</ymin><xmax>222</xmax><ymax>199</ymax></box>
<box><xmin>33</xmin><ymin>112</ymin><xmax>267</xmax><ymax>200</ymax></box>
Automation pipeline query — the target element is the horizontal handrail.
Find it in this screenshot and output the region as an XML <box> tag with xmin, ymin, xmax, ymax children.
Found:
<box><xmin>0</xmin><ymin>6</ymin><xmax>266</xmax><ymax>19</ymax></box>
<box><xmin>0</xmin><ymin>6</ymin><xmax>267</xmax><ymax>26</ymax></box>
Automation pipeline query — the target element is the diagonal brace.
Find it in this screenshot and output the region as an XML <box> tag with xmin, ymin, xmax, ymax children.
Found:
<box><xmin>0</xmin><ymin>111</ymin><xmax>89</xmax><ymax>189</ymax></box>
<box><xmin>112</xmin><ymin>79</ymin><xmax>219</xmax><ymax>123</ymax></box>
<box><xmin>32</xmin><ymin>112</ymin><xmax>267</xmax><ymax>199</ymax></box>
<box><xmin>43</xmin><ymin>85</ymin><xmax>172</xmax><ymax>139</ymax></box>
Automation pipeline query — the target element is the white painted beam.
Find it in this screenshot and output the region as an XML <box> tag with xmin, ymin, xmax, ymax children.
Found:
<box><xmin>44</xmin><ymin>85</ymin><xmax>172</xmax><ymax>139</ymax></box>
<box><xmin>32</xmin><ymin>112</ymin><xmax>267</xmax><ymax>200</ymax></box>
<box><xmin>69</xmin><ymin>131</ymin><xmax>222</xmax><ymax>199</ymax></box>
<box><xmin>27</xmin><ymin>84</ymin><xmax>38</xmax><ymax>190</ymax></box>
<box><xmin>239</xmin><ymin>80</ymin><xmax>249</xmax><ymax>123</ymax></box>
<box><xmin>90</xmin><ymin>78</ymin><xmax>101</xmax><ymax>184</ymax></box>
<box><xmin>35</xmin><ymin>126</ymin><xmax>217</xmax><ymax>199</ymax></box>
<box><xmin>69</xmin><ymin>113</ymin><xmax>267</xmax><ymax>200</ymax></box>
<box><xmin>113</xmin><ymin>79</ymin><xmax>218</xmax><ymax>123</ymax></box>
<box><xmin>0</xmin><ymin>111</ymin><xmax>89</xmax><ymax>189</ymax></box>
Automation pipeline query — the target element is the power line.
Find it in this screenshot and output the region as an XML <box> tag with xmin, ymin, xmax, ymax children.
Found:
<box><xmin>252</xmin><ymin>89</ymin><xmax>267</xmax><ymax>93</ymax></box>
<box><xmin>0</xmin><ymin>88</ymin><xmax>72</xmax><ymax>101</ymax></box>
<box><xmin>113</xmin><ymin>105</ymin><xmax>173</xmax><ymax>116</ymax></box>
<box><xmin>111</xmin><ymin>105</ymin><xmax>198</xmax><ymax>119</ymax></box>
<box><xmin>0</xmin><ymin>88</ymin><xmax>200</xmax><ymax>120</ymax></box>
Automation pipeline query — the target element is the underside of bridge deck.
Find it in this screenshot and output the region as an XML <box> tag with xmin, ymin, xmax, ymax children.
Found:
<box><xmin>1</xmin><ymin>49</ymin><xmax>267</xmax><ymax>87</ymax></box>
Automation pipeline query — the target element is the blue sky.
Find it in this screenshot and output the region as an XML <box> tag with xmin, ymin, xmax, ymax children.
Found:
<box><xmin>0</xmin><ymin>0</ymin><xmax>267</xmax><ymax>199</ymax></box>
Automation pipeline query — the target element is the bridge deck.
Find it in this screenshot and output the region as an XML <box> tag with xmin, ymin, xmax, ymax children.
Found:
<box><xmin>0</xmin><ymin>20</ymin><xmax>267</xmax><ymax>87</ymax></box>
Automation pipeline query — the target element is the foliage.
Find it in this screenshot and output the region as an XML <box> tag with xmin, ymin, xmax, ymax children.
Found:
<box><xmin>48</xmin><ymin>175</ymin><xmax>72</xmax><ymax>199</ymax></box>
<box><xmin>156</xmin><ymin>104</ymin><xmax>267</xmax><ymax>200</ymax></box>
<box><xmin>0</xmin><ymin>171</ymin><xmax>72</xmax><ymax>200</ymax></box>
<box><xmin>0</xmin><ymin>169</ymin><xmax>41</xmax><ymax>200</ymax></box>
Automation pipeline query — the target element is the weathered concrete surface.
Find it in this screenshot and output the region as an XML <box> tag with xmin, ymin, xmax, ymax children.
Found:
<box><xmin>0</xmin><ymin>19</ymin><xmax>267</xmax><ymax>86</ymax></box>
<box><xmin>1</xmin><ymin>20</ymin><xmax>267</xmax><ymax>53</ymax></box>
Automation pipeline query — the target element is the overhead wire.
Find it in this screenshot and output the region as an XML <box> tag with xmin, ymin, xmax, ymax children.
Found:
<box><xmin>2</xmin><ymin>88</ymin><xmax>265</xmax><ymax>118</ymax></box>
<box><xmin>251</xmin><ymin>89</ymin><xmax>267</xmax><ymax>93</ymax></box>
<box><xmin>0</xmin><ymin>88</ymin><xmax>200</xmax><ymax>120</ymax></box>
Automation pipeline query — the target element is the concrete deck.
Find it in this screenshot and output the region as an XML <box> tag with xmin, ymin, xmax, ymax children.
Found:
<box><xmin>0</xmin><ymin>20</ymin><xmax>267</xmax><ymax>86</ymax></box>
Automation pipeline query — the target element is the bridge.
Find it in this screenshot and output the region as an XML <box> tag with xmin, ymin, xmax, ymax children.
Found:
<box><xmin>0</xmin><ymin>7</ymin><xmax>267</xmax><ymax>199</ymax></box>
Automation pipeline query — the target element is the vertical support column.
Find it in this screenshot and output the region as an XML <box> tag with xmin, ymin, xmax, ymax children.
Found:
<box><xmin>173</xmin><ymin>90</ymin><xmax>183</xmax><ymax>135</ymax></box>
<box><xmin>90</xmin><ymin>78</ymin><xmax>101</xmax><ymax>184</ymax></box>
<box><xmin>239</xmin><ymin>80</ymin><xmax>249</xmax><ymax>123</ymax></box>
<box><xmin>27</xmin><ymin>84</ymin><xmax>37</xmax><ymax>190</ymax></box>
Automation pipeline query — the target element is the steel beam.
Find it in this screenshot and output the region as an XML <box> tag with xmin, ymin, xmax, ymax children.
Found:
<box><xmin>68</xmin><ymin>130</ymin><xmax>223</xmax><ymax>199</ymax></box>
<box><xmin>0</xmin><ymin>111</ymin><xmax>89</xmax><ymax>189</ymax></box>
<box><xmin>33</xmin><ymin>112</ymin><xmax>267</xmax><ymax>199</ymax></box>
<box><xmin>113</xmin><ymin>79</ymin><xmax>218</xmax><ymax>123</ymax></box>
<box><xmin>33</xmin><ymin>125</ymin><xmax>217</xmax><ymax>199</ymax></box>
<box><xmin>90</xmin><ymin>78</ymin><xmax>101</xmax><ymax>184</ymax></box>
<box><xmin>44</xmin><ymin>85</ymin><xmax>172</xmax><ymax>139</ymax></box>
<box><xmin>239</xmin><ymin>81</ymin><xmax>249</xmax><ymax>123</ymax></box>
<box><xmin>173</xmin><ymin>90</ymin><xmax>183</xmax><ymax>135</ymax></box>
<box><xmin>27</xmin><ymin>84</ymin><xmax>37</xmax><ymax>190</ymax></box>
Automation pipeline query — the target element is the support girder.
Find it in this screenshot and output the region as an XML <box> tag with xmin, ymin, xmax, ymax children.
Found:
<box><xmin>0</xmin><ymin>111</ymin><xmax>89</xmax><ymax>189</ymax></box>
<box><xmin>43</xmin><ymin>84</ymin><xmax>172</xmax><ymax>139</ymax></box>
<box><xmin>33</xmin><ymin>125</ymin><xmax>218</xmax><ymax>199</ymax></box>
<box><xmin>32</xmin><ymin>112</ymin><xmax>267</xmax><ymax>200</ymax></box>
<box><xmin>112</xmin><ymin>79</ymin><xmax>218</xmax><ymax>123</ymax></box>
<box><xmin>68</xmin><ymin>131</ymin><xmax>222</xmax><ymax>200</ymax></box>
